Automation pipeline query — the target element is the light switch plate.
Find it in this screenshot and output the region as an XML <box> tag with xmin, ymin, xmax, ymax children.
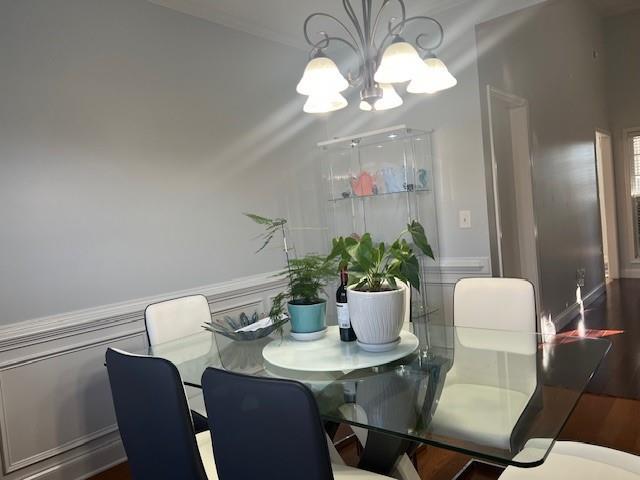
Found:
<box><xmin>459</xmin><ymin>210</ymin><xmax>471</xmax><ymax>229</ymax></box>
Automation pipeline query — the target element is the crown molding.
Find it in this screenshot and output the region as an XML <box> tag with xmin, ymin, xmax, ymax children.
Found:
<box><xmin>148</xmin><ymin>0</ymin><xmax>306</xmax><ymax>50</ymax></box>
<box><xmin>147</xmin><ymin>0</ymin><xmax>547</xmax><ymax>54</ymax></box>
<box><xmin>147</xmin><ymin>0</ymin><xmax>484</xmax><ymax>52</ymax></box>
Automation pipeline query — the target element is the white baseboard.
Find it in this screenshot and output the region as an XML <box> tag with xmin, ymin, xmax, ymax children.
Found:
<box><xmin>553</xmin><ymin>282</ymin><xmax>606</xmax><ymax>331</ymax></box>
<box><xmin>620</xmin><ymin>268</ymin><xmax>640</xmax><ymax>279</ymax></box>
<box><xmin>22</xmin><ymin>436</ymin><xmax>125</xmax><ymax>480</ymax></box>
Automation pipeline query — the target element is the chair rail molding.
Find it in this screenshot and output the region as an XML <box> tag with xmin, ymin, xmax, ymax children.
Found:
<box><xmin>0</xmin><ymin>270</ymin><xmax>286</xmax><ymax>480</ymax></box>
<box><xmin>425</xmin><ymin>256</ymin><xmax>492</xmax><ymax>284</ymax></box>
<box><xmin>0</xmin><ymin>270</ymin><xmax>286</xmax><ymax>354</ymax></box>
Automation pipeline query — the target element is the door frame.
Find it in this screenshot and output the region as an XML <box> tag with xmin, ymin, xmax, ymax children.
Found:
<box><xmin>594</xmin><ymin>129</ymin><xmax>620</xmax><ymax>279</ymax></box>
<box><xmin>486</xmin><ymin>85</ymin><xmax>544</xmax><ymax>314</ymax></box>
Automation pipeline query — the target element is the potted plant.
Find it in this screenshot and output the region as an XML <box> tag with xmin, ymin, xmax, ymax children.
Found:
<box><xmin>246</xmin><ymin>214</ymin><xmax>336</xmax><ymax>339</ymax></box>
<box><xmin>328</xmin><ymin>221</ymin><xmax>434</xmax><ymax>351</ymax></box>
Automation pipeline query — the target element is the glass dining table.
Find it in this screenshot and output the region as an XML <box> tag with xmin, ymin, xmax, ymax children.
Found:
<box><xmin>133</xmin><ymin>322</ymin><xmax>610</xmax><ymax>477</ymax></box>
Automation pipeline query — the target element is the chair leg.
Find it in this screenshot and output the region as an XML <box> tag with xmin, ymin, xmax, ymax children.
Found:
<box><xmin>191</xmin><ymin>410</ymin><xmax>208</xmax><ymax>434</ymax></box>
<box><xmin>391</xmin><ymin>454</ymin><xmax>421</xmax><ymax>480</ymax></box>
<box><xmin>326</xmin><ymin>433</ymin><xmax>346</xmax><ymax>465</ymax></box>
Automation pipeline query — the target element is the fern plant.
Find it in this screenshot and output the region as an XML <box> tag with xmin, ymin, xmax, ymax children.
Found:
<box><xmin>246</xmin><ymin>214</ymin><xmax>336</xmax><ymax>319</ymax></box>
<box><xmin>244</xmin><ymin>213</ymin><xmax>288</xmax><ymax>254</ymax></box>
<box><xmin>287</xmin><ymin>255</ymin><xmax>337</xmax><ymax>304</ymax></box>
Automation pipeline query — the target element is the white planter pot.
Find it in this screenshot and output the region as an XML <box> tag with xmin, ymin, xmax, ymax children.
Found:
<box><xmin>347</xmin><ymin>285</ymin><xmax>406</xmax><ymax>346</ymax></box>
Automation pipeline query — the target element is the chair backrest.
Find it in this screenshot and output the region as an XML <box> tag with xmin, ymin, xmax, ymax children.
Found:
<box><xmin>451</xmin><ymin>277</ymin><xmax>538</xmax><ymax>382</ymax></box>
<box><xmin>398</xmin><ymin>279</ymin><xmax>412</xmax><ymax>332</ymax></box>
<box><xmin>145</xmin><ymin>295</ymin><xmax>211</xmax><ymax>345</ymax></box>
<box><xmin>454</xmin><ymin>277</ymin><xmax>536</xmax><ymax>332</ymax></box>
<box><xmin>202</xmin><ymin>368</ymin><xmax>334</xmax><ymax>480</ymax></box>
<box><xmin>105</xmin><ymin>348</ymin><xmax>208</xmax><ymax>480</ymax></box>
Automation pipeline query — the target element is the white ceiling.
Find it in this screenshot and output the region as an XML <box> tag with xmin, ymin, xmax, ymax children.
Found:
<box><xmin>151</xmin><ymin>0</ymin><xmax>625</xmax><ymax>51</ymax></box>
<box><xmin>148</xmin><ymin>0</ymin><xmax>481</xmax><ymax>50</ymax></box>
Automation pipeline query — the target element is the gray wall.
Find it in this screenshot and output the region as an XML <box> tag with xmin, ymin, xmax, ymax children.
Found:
<box><xmin>322</xmin><ymin>0</ymin><xmax>547</xmax><ymax>263</ymax></box>
<box><xmin>476</xmin><ymin>0</ymin><xmax>609</xmax><ymax>319</ymax></box>
<box><xmin>0</xmin><ymin>0</ymin><xmax>325</xmax><ymax>324</ymax></box>
<box><xmin>603</xmin><ymin>11</ymin><xmax>640</xmax><ymax>278</ymax></box>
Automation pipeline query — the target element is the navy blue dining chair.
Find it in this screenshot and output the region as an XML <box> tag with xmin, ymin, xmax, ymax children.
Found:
<box><xmin>201</xmin><ymin>367</ymin><xmax>393</xmax><ymax>480</ymax></box>
<box><xmin>144</xmin><ymin>295</ymin><xmax>212</xmax><ymax>433</ymax></box>
<box><xmin>105</xmin><ymin>348</ymin><xmax>217</xmax><ymax>479</ymax></box>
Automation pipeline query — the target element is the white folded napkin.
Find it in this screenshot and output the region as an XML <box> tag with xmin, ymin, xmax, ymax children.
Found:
<box><xmin>234</xmin><ymin>314</ymin><xmax>286</xmax><ymax>333</ymax></box>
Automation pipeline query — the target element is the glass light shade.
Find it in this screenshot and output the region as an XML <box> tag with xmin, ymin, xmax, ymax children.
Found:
<box><xmin>407</xmin><ymin>57</ymin><xmax>458</xmax><ymax>94</ymax></box>
<box><xmin>359</xmin><ymin>84</ymin><xmax>403</xmax><ymax>111</ymax></box>
<box><xmin>374</xmin><ymin>41</ymin><xmax>423</xmax><ymax>84</ymax></box>
<box><xmin>303</xmin><ymin>92</ymin><xmax>348</xmax><ymax>114</ymax></box>
<box><xmin>296</xmin><ymin>56</ymin><xmax>349</xmax><ymax>96</ymax></box>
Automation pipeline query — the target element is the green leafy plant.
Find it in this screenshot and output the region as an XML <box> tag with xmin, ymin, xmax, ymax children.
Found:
<box><xmin>246</xmin><ymin>214</ymin><xmax>336</xmax><ymax>318</ymax></box>
<box><xmin>286</xmin><ymin>255</ymin><xmax>336</xmax><ymax>304</ymax></box>
<box><xmin>328</xmin><ymin>220</ymin><xmax>434</xmax><ymax>293</ymax></box>
<box><xmin>244</xmin><ymin>213</ymin><xmax>288</xmax><ymax>253</ymax></box>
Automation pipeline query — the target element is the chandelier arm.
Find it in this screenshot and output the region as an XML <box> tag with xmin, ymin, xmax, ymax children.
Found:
<box><xmin>412</xmin><ymin>16</ymin><xmax>445</xmax><ymax>51</ymax></box>
<box><xmin>309</xmin><ymin>35</ymin><xmax>365</xmax><ymax>83</ymax></box>
<box><xmin>309</xmin><ymin>35</ymin><xmax>361</xmax><ymax>58</ymax></box>
<box><xmin>342</xmin><ymin>0</ymin><xmax>366</xmax><ymax>49</ymax></box>
<box><xmin>362</xmin><ymin>0</ymin><xmax>371</xmax><ymax>47</ymax></box>
<box><xmin>370</xmin><ymin>0</ymin><xmax>406</xmax><ymax>49</ymax></box>
<box><xmin>303</xmin><ymin>12</ymin><xmax>362</xmax><ymax>54</ymax></box>
<box><xmin>371</xmin><ymin>0</ymin><xmax>389</xmax><ymax>48</ymax></box>
<box><xmin>377</xmin><ymin>15</ymin><xmax>444</xmax><ymax>56</ymax></box>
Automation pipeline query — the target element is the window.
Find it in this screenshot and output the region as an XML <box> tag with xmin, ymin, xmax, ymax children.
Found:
<box><xmin>630</xmin><ymin>131</ymin><xmax>640</xmax><ymax>258</ymax></box>
<box><xmin>633</xmin><ymin>134</ymin><xmax>640</xmax><ymax>197</ymax></box>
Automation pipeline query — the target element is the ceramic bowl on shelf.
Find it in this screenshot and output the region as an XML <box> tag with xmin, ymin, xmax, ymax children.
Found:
<box><xmin>203</xmin><ymin>311</ymin><xmax>288</xmax><ymax>341</ymax></box>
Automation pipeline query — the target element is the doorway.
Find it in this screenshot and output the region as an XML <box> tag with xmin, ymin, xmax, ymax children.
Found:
<box><xmin>595</xmin><ymin>130</ymin><xmax>619</xmax><ymax>280</ymax></box>
<box><xmin>487</xmin><ymin>86</ymin><xmax>542</xmax><ymax>310</ymax></box>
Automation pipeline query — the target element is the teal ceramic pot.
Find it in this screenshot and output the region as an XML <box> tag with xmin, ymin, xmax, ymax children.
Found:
<box><xmin>287</xmin><ymin>300</ymin><xmax>327</xmax><ymax>333</ymax></box>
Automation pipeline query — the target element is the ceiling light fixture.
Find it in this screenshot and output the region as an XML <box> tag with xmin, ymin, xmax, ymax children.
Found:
<box><xmin>359</xmin><ymin>83</ymin><xmax>403</xmax><ymax>111</ymax></box>
<box><xmin>297</xmin><ymin>0</ymin><xmax>457</xmax><ymax>114</ymax></box>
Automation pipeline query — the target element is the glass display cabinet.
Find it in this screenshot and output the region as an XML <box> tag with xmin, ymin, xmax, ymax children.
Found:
<box><xmin>318</xmin><ymin>125</ymin><xmax>444</xmax><ymax>340</ymax></box>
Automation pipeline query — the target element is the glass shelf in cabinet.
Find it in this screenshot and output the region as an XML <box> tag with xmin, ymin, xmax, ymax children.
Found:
<box><xmin>328</xmin><ymin>188</ymin><xmax>431</xmax><ymax>202</ymax></box>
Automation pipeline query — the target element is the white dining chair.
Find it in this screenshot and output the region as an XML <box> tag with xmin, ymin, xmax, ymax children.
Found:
<box><xmin>501</xmin><ymin>440</ymin><xmax>640</xmax><ymax>479</ymax></box>
<box><xmin>400</xmin><ymin>279</ymin><xmax>412</xmax><ymax>333</ymax></box>
<box><xmin>453</xmin><ymin>277</ymin><xmax>536</xmax><ymax>331</ymax></box>
<box><xmin>144</xmin><ymin>294</ymin><xmax>213</xmax><ymax>428</ymax></box>
<box><xmin>428</xmin><ymin>277</ymin><xmax>539</xmax><ymax>451</ymax></box>
<box><xmin>145</xmin><ymin>294</ymin><xmax>212</xmax><ymax>345</ymax></box>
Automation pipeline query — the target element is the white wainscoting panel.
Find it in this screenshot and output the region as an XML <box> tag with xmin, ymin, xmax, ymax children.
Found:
<box><xmin>0</xmin><ymin>334</ymin><xmax>146</xmax><ymax>473</ymax></box>
<box><xmin>0</xmin><ymin>271</ymin><xmax>286</xmax><ymax>480</ymax></box>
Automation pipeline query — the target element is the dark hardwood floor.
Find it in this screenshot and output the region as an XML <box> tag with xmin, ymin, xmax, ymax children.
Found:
<box><xmin>563</xmin><ymin>279</ymin><xmax>640</xmax><ymax>399</ymax></box>
<box><xmin>90</xmin><ymin>463</ymin><xmax>131</xmax><ymax>480</ymax></box>
<box><xmin>92</xmin><ymin>279</ymin><xmax>640</xmax><ymax>480</ymax></box>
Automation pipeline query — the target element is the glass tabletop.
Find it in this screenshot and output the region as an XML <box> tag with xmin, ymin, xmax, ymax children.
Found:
<box><xmin>137</xmin><ymin>324</ymin><xmax>610</xmax><ymax>468</ymax></box>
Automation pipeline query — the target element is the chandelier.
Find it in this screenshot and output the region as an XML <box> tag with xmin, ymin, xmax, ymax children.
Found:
<box><xmin>297</xmin><ymin>0</ymin><xmax>457</xmax><ymax>114</ymax></box>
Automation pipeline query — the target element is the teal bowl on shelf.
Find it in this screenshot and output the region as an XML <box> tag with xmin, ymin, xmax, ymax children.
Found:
<box><xmin>287</xmin><ymin>300</ymin><xmax>327</xmax><ymax>333</ymax></box>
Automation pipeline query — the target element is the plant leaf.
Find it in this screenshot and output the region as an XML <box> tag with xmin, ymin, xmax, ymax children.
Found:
<box><xmin>401</xmin><ymin>254</ymin><xmax>421</xmax><ymax>291</ymax></box>
<box><xmin>352</xmin><ymin>233</ymin><xmax>374</xmax><ymax>268</ymax></box>
<box><xmin>408</xmin><ymin>220</ymin><xmax>434</xmax><ymax>259</ymax></box>
<box><xmin>244</xmin><ymin>213</ymin><xmax>274</xmax><ymax>225</ymax></box>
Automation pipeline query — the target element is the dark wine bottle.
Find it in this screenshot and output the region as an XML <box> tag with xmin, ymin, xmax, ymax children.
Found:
<box><xmin>336</xmin><ymin>269</ymin><xmax>357</xmax><ymax>342</ymax></box>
